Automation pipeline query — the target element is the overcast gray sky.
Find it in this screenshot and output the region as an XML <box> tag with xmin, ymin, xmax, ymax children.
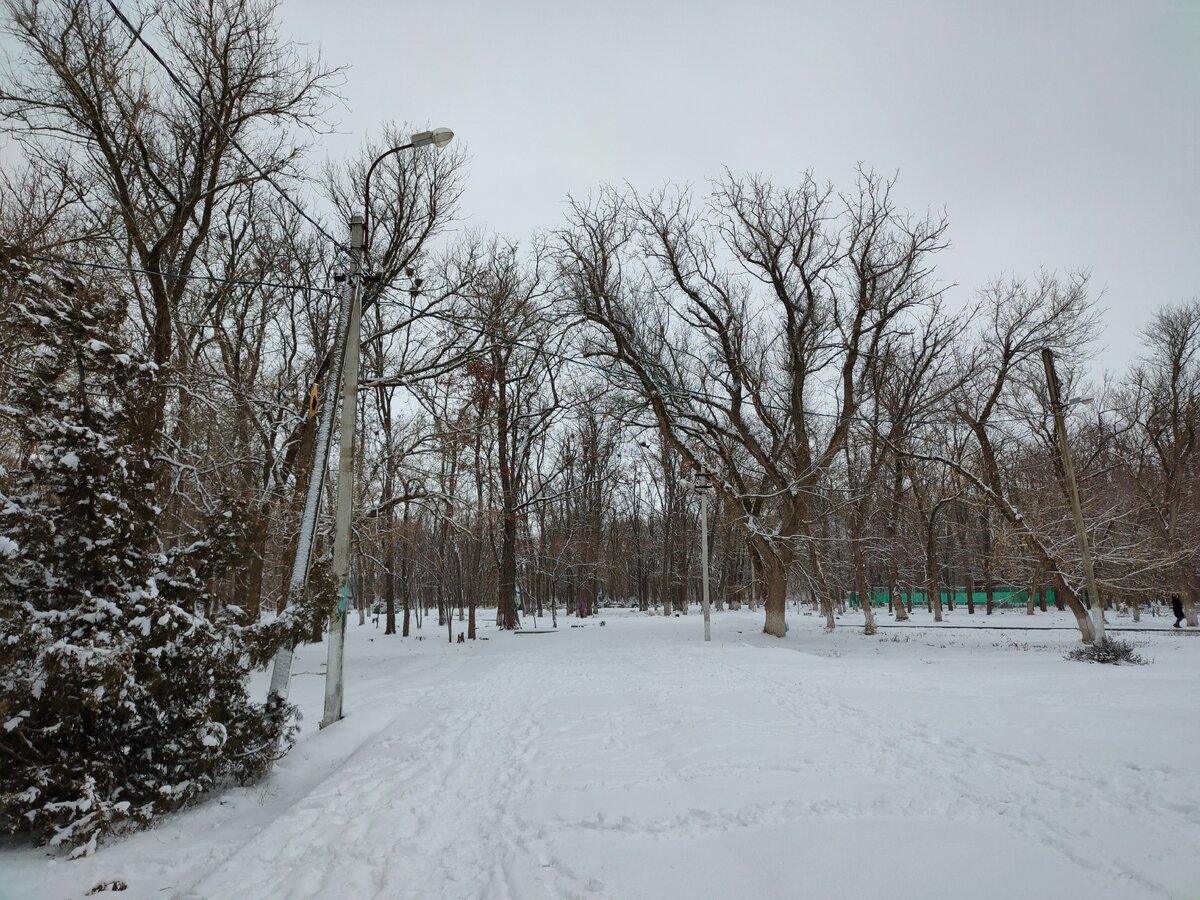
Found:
<box><xmin>279</xmin><ymin>0</ymin><xmax>1199</xmax><ymax>373</ymax></box>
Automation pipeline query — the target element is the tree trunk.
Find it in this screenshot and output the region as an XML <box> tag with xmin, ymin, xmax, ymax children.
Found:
<box><xmin>962</xmin><ymin>419</ymin><xmax>1093</xmax><ymax>641</ymax></box>
<box><xmin>278</xmin><ymin>413</ymin><xmax>318</xmax><ymax>614</ymax></box>
<box><xmin>1054</xmin><ymin>572</ymin><xmax>1095</xmax><ymax>641</ymax></box>
<box><xmin>851</xmin><ymin>517</ymin><xmax>876</xmax><ymax>635</ymax></box>
<box><xmin>978</xmin><ymin>504</ymin><xmax>996</xmax><ymax>615</ymax></box>
<box><xmin>356</xmin><ymin>561</ymin><xmax>367</xmax><ymax>627</ymax></box>
<box><xmin>1184</xmin><ymin>574</ymin><xmax>1200</xmax><ymax>627</ymax></box>
<box><xmin>886</xmin><ymin>464</ymin><xmax>907</xmax><ymax>621</ymax></box>
<box><xmin>761</xmin><ymin>550</ymin><xmax>788</xmax><ymax>638</ymax></box>
<box><xmin>384</xmin><ymin>527</ymin><xmax>397</xmax><ymax>635</ymax></box>
<box><xmin>239</xmin><ymin>508</ymin><xmax>270</xmax><ymax>621</ymax></box>
<box><xmin>498</xmin><ymin>513</ymin><xmax>519</xmax><ymax>629</ymax></box>
<box><xmin>926</xmin><ymin>521</ymin><xmax>943</xmax><ymax>623</ymax></box>
<box><xmin>806</xmin><ymin>541</ymin><xmax>836</xmax><ymax>631</ymax></box>
<box><xmin>749</xmin><ymin>550</ymin><xmax>760</xmax><ymax>611</ymax></box>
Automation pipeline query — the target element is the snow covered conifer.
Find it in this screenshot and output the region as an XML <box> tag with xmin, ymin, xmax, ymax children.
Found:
<box><xmin>0</xmin><ymin>259</ymin><xmax>297</xmax><ymax>856</ymax></box>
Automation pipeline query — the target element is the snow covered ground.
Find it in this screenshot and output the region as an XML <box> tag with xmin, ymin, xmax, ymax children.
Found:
<box><xmin>4</xmin><ymin>606</ymin><xmax>1198</xmax><ymax>900</ymax></box>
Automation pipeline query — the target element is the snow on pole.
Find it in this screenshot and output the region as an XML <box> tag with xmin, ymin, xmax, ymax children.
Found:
<box><xmin>321</xmin><ymin>215</ymin><xmax>365</xmax><ymax>728</ymax></box>
<box><xmin>267</xmin><ymin>263</ymin><xmax>356</xmax><ymax>704</ymax></box>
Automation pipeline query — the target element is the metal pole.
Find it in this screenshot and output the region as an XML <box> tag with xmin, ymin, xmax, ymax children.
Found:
<box><xmin>1041</xmin><ymin>348</ymin><xmax>1104</xmax><ymax>642</ymax></box>
<box><xmin>321</xmin><ymin>213</ymin><xmax>365</xmax><ymax>727</ymax></box>
<box><xmin>700</xmin><ymin>489</ymin><xmax>711</xmax><ymax>642</ymax></box>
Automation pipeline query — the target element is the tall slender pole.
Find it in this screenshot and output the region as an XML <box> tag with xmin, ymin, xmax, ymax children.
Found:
<box><xmin>321</xmin><ymin>214</ymin><xmax>365</xmax><ymax>727</ymax></box>
<box><xmin>1041</xmin><ymin>348</ymin><xmax>1104</xmax><ymax>642</ymax></box>
<box><xmin>267</xmin><ymin>244</ymin><xmax>356</xmax><ymax>706</ymax></box>
<box><xmin>700</xmin><ymin>488</ymin><xmax>711</xmax><ymax>642</ymax></box>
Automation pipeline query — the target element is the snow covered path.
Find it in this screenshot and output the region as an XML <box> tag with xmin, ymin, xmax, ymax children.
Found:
<box><xmin>5</xmin><ymin>608</ymin><xmax>1199</xmax><ymax>899</ymax></box>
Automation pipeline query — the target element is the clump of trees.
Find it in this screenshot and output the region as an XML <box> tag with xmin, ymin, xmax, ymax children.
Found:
<box><xmin>0</xmin><ymin>260</ymin><xmax>297</xmax><ymax>855</ymax></box>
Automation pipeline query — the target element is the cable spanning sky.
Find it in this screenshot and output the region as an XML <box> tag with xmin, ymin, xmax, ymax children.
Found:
<box><xmin>276</xmin><ymin>0</ymin><xmax>1197</xmax><ymax>375</ymax></box>
<box><xmin>1</xmin><ymin>1</ymin><xmax>1194</xmax><ymax>375</ymax></box>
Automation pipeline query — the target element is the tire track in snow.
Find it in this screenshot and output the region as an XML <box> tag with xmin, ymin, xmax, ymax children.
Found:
<box><xmin>172</xmin><ymin>625</ymin><xmax>1192</xmax><ymax>900</ymax></box>
<box><xmin>183</xmin><ymin>644</ymin><xmax>588</xmax><ymax>900</ymax></box>
<box><xmin>161</xmin><ymin>658</ymin><xmax>458</xmax><ymax>899</ymax></box>
<box><xmin>183</xmin><ymin>680</ymin><xmax>483</xmax><ymax>898</ymax></box>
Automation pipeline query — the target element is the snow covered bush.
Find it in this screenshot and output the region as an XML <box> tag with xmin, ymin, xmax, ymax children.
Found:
<box><xmin>1065</xmin><ymin>638</ymin><xmax>1149</xmax><ymax>666</ymax></box>
<box><xmin>0</xmin><ymin>260</ymin><xmax>298</xmax><ymax>856</ymax></box>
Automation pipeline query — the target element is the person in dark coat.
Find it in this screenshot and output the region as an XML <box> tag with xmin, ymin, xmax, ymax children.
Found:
<box><xmin>1171</xmin><ymin>593</ymin><xmax>1186</xmax><ymax>628</ymax></box>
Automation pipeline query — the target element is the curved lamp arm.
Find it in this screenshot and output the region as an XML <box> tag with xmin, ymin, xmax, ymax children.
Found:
<box><xmin>361</xmin><ymin>128</ymin><xmax>454</xmax><ymax>258</ymax></box>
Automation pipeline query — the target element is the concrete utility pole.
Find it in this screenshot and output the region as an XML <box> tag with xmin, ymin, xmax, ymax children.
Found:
<box><xmin>266</xmin><ymin>246</ymin><xmax>356</xmax><ymax>707</ymax></box>
<box><xmin>320</xmin><ymin>128</ymin><xmax>454</xmax><ymax>727</ymax></box>
<box><xmin>698</xmin><ymin>480</ymin><xmax>712</xmax><ymax>642</ymax></box>
<box><xmin>320</xmin><ymin>214</ymin><xmax>365</xmax><ymax>728</ymax></box>
<box><xmin>1041</xmin><ymin>348</ymin><xmax>1104</xmax><ymax>643</ymax></box>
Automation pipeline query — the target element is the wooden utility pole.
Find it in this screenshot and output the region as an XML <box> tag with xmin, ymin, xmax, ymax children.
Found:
<box><xmin>1041</xmin><ymin>348</ymin><xmax>1104</xmax><ymax>642</ymax></box>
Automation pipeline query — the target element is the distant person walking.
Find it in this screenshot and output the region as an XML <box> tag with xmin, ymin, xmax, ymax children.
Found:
<box><xmin>1171</xmin><ymin>593</ymin><xmax>1186</xmax><ymax>628</ymax></box>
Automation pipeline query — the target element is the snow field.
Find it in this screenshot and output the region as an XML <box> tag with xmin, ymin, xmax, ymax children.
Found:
<box><xmin>4</xmin><ymin>607</ymin><xmax>1198</xmax><ymax>899</ymax></box>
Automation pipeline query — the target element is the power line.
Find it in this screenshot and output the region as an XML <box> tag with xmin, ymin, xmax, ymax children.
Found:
<box><xmin>21</xmin><ymin>252</ymin><xmax>331</xmax><ymax>295</ymax></box>
<box><xmin>61</xmin><ymin>3</ymin><xmax>1102</xmax><ymax>436</ymax></box>
<box><xmin>15</xmin><ymin>251</ymin><xmax>1087</xmax><ymax>435</ymax></box>
<box><xmin>15</xmin><ymin>257</ymin><xmax>1090</xmax><ymax>434</ymax></box>
<box><xmin>101</xmin><ymin>0</ymin><xmax>346</xmax><ymax>252</ymax></box>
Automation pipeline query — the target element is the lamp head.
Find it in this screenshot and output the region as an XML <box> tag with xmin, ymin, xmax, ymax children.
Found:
<box><xmin>410</xmin><ymin>127</ymin><xmax>455</xmax><ymax>150</ymax></box>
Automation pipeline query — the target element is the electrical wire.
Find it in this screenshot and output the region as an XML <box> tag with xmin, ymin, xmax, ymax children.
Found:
<box><xmin>101</xmin><ymin>0</ymin><xmax>346</xmax><ymax>252</ymax></box>
<box><xmin>20</xmin><ymin>252</ymin><xmax>331</xmax><ymax>295</ymax></box>
<box><xmin>55</xmin><ymin>2</ymin><xmax>1098</xmax><ymax>434</ymax></box>
<box><xmin>16</xmin><ymin>249</ymin><xmax>1092</xmax><ymax>433</ymax></box>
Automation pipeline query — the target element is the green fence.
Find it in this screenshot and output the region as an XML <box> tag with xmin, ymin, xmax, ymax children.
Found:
<box><xmin>847</xmin><ymin>588</ymin><xmax>1057</xmax><ymax>609</ymax></box>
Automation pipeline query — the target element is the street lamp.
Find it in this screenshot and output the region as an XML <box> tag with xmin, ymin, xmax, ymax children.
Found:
<box><xmin>411</xmin><ymin>127</ymin><xmax>455</xmax><ymax>149</ymax></box>
<box><xmin>361</xmin><ymin>127</ymin><xmax>455</xmax><ymax>258</ymax></box>
<box><xmin>321</xmin><ymin>128</ymin><xmax>455</xmax><ymax>728</ymax></box>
